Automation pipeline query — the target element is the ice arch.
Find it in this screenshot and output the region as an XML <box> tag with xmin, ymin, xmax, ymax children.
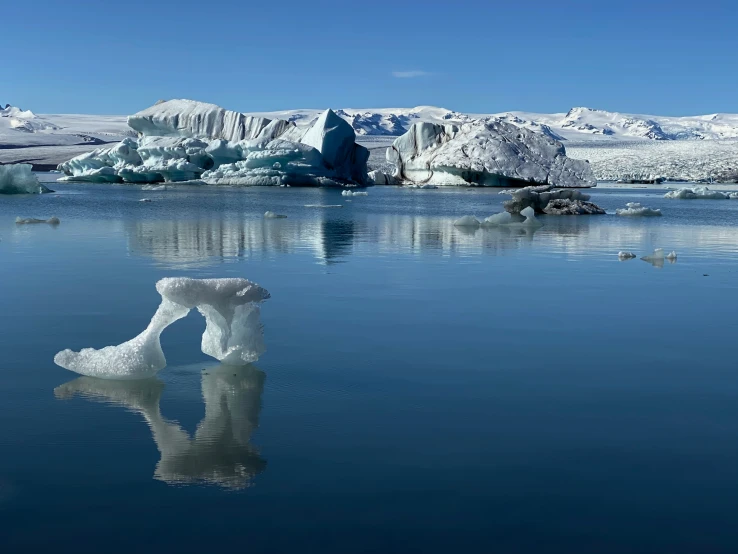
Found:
<box><xmin>54</xmin><ymin>364</ymin><xmax>266</xmax><ymax>489</ymax></box>
<box><xmin>54</xmin><ymin>278</ymin><xmax>270</xmax><ymax>379</ymax></box>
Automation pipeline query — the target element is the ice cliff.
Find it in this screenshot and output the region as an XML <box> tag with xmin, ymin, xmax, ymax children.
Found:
<box><xmin>58</xmin><ymin>100</ymin><xmax>369</xmax><ymax>187</ymax></box>
<box><xmin>386</xmin><ymin>120</ymin><xmax>596</xmax><ymax>188</ymax></box>
<box><xmin>54</xmin><ymin>278</ymin><xmax>270</xmax><ymax>379</ymax></box>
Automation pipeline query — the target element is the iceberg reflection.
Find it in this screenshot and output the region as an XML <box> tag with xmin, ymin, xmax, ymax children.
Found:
<box><xmin>54</xmin><ymin>364</ymin><xmax>266</xmax><ymax>489</ymax></box>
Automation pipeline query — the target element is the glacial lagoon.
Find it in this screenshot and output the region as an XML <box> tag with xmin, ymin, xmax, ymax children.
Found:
<box><xmin>2</xmin><ymin>177</ymin><xmax>738</xmax><ymax>552</ymax></box>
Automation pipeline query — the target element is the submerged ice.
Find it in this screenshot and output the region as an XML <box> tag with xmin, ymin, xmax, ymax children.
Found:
<box><xmin>54</xmin><ymin>278</ymin><xmax>270</xmax><ymax>379</ymax></box>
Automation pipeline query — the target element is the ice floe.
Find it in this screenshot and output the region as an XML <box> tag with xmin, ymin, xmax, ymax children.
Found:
<box><xmin>387</xmin><ymin>120</ymin><xmax>596</xmax><ymax>188</ymax></box>
<box><xmin>615</xmin><ymin>202</ymin><xmax>662</xmax><ymax>216</ymax></box>
<box><xmin>0</xmin><ymin>163</ymin><xmax>52</xmax><ymax>194</ymax></box>
<box><xmin>664</xmin><ymin>186</ymin><xmax>731</xmax><ymax>200</ymax></box>
<box><xmin>500</xmin><ymin>185</ymin><xmax>605</xmax><ymax>214</ymax></box>
<box><xmin>54</xmin><ymin>278</ymin><xmax>270</xmax><ymax>379</ymax></box>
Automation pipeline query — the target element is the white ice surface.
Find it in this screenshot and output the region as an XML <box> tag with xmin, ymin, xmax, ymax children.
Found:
<box><xmin>615</xmin><ymin>202</ymin><xmax>663</xmax><ymax>216</ymax></box>
<box><xmin>54</xmin><ymin>278</ymin><xmax>270</xmax><ymax>379</ymax></box>
<box><xmin>664</xmin><ymin>186</ymin><xmax>732</xmax><ymax>199</ymax></box>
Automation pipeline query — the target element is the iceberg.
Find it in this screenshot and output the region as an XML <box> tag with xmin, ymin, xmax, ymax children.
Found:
<box><xmin>58</xmin><ymin>100</ymin><xmax>370</xmax><ymax>187</ymax></box>
<box><xmin>16</xmin><ymin>216</ymin><xmax>60</xmax><ymax>224</ymax></box>
<box><xmin>386</xmin><ymin>120</ymin><xmax>596</xmax><ymax>188</ymax></box>
<box><xmin>500</xmin><ymin>185</ymin><xmax>605</xmax><ymax>214</ymax></box>
<box><xmin>54</xmin><ymin>278</ymin><xmax>270</xmax><ymax>379</ymax></box>
<box><xmin>664</xmin><ymin>186</ymin><xmax>730</xmax><ymax>200</ymax></box>
<box><xmin>615</xmin><ymin>202</ymin><xmax>662</xmax><ymax>216</ymax></box>
<box><xmin>0</xmin><ymin>163</ymin><xmax>52</xmax><ymax>194</ymax></box>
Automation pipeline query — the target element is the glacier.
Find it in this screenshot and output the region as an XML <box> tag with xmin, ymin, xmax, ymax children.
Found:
<box><xmin>54</xmin><ymin>278</ymin><xmax>270</xmax><ymax>379</ymax></box>
<box><xmin>0</xmin><ymin>163</ymin><xmax>52</xmax><ymax>194</ymax></box>
<box><xmin>58</xmin><ymin>100</ymin><xmax>370</xmax><ymax>187</ymax></box>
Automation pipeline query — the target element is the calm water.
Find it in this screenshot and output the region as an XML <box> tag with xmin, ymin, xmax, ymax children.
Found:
<box><xmin>1</xmin><ymin>178</ymin><xmax>738</xmax><ymax>553</ymax></box>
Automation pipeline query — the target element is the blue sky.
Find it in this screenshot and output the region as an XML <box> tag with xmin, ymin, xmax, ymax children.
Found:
<box><xmin>3</xmin><ymin>0</ymin><xmax>736</xmax><ymax>115</ymax></box>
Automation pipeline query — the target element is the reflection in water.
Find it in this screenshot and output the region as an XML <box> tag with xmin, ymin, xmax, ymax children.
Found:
<box><xmin>125</xmin><ymin>210</ymin><xmax>738</xmax><ymax>268</ymax></box>
<box><xmin>55</xmin><ymin>365</ymin><xmax>266</xmax><ymax>489</ymax></box>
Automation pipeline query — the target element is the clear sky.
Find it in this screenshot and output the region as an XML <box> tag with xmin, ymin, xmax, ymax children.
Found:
<box><xmin>3</xmin><ymin>0</ymin><xmax>736</xmax><ymax>116</ymax></box>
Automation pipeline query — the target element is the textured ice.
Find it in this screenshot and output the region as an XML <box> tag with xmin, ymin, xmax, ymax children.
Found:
<box><xmin>453</xmin><ymin>215</ymin><xmax>481</xmax><ymax>227</ymax></box>
<box><xmin>0</xmin><ymin>163</ymin><xmax>51</xmax><ymax>194</ymax></box>
<box><xmin>500</xmin><ymin>185</ymin><xmax>604</xmax><ymax>214</ymax></box>
<box><xmin>367</xmin><ymin>170</ymin><xmax>397</xmax><ymax>185</ymax></box>
<box><xmin>664</xmin><ymin>186</ymin><xmax>731</xmax><ymax>200</ymax></box>
<box><xmin>16</xmin><ymin>216</ymin><xmax>60</xmax><ymax>224</ymax></box>
<box><xmin>264</xmin><ymin>211</ymin><xmax>287</xmax><ymax>219</ymax></box>
<box><xmin>618</xmin><ymin>251</ymin><xmax>637</xmax><ymax>260</ymax></box>
<box><xmin>482</xmin><ymin>212</ymin><xmax>513</xmax><ymax>226</ymax></box>
<box><xmin>54</xmin><ymin>278</ymin><xmax>270</xmax><ymax>379</ymax></box>
<box><xmin>543</xmin><ymin>198</ymin><xmax>606</xmax><ymax>215</ymax></box>
<box><xmin>387</xmin><ymin>120</ymin><xmax>596</xmax><ymax>188</ymax></box>
<box><xmin>59</xmin><ymin>100</ymin><xmax>369</xmax><ymax>187</ymax></box>
<box><xmin>615</xmin><ymin>202</ymin><xmax>663</xmax><ymax>216</ymax></box>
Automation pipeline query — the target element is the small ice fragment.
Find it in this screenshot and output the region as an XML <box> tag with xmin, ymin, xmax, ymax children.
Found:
<box><xmin>142</xmin><ymin>184</ymin><xmax>167</xmax><ymax>191</ymax></box>
<box><xmin>618</xmin><ymin>251</ymin><xmax>637</xmax><ymax>259</ymax></box>
<box><xmin>482</xmin><ymin>212</ymin><xmax>513</xmax><ymax>226</ymax></box>
<box><xmin>615</xmin><ymin>202</ymin><xmax>662</xmax><ymax>216</ymax></box>
<box><xmin>666</xmin><ymin>251</ymin><xmax>677</xmax><ymax>260</ymax></box>
<box><xmin>342</xmin><ymin>190</ymin><xmax>368</xmax><ymax>196</ymax></box>
<box><xmin>453</xmin><ymin>215</ymin><xmax>481</xmax><ymax>227</ymax></box>
<box><xmin>520</xmin><ymin>206</ymin><xmax>543</xmax><ymax>227</ymax></box>
<box><xmin>139</xmin><ymin>198</ymin><xmax>152</xmax><ymax>202</ymax></box>
<box><xmin>16</xmin><ymin>216</ymin><xmax>60</xmax><ymax>225</ymax></box>
<box><xmin>264</xmin><ymin>211</ymin><xmax>287</xmax><ymax>219</ymax></box>
<box><xmin>304</xmin><ymin>204</ymin><xmax>342</xmax><ymax>208</ymax></box>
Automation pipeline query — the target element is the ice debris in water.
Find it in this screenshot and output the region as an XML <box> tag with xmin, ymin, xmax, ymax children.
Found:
<box><xmin>482</xmin><ymin>212</ymin><xmax>513</xmax><ymax>226</ymax></box>
<box><xmin>618</xmin><ymin>251</ymin><xmax>637</xmax><ymax>260</ymax></box>
<box><xmin>54</xmin><ymin>278</ymin><xmax>270</xmax><ymax>379</ymax></box>
<box><xmin>142</xmin><ymin>184</ymin><xmax>168</xmax><ymax>191</ymax></box>
<box><xmin>304</xmin><ymin>204</ymin><xmax>342</xmax><ymax>208</ymax></box>
<box><xmin>16</xmin><ymin>216</ymin><xmax>60</xmax><ymax>225</ymax></box>
<box><xmin>500</xmin><ymin>185</ymin><xmax>604</xmax><ymax>215</ymax></box>
<box><xmin>139</xmin><ymin>198</ymin><xmax>152</xmax><ymax>202</ymax></box>
<box><xmin>519</xmin><ymin>206</ymin><xmax>543</xmax><ymax>226</ymax></box>
<box><xmin>0</xmin><ymin>163</ymin><xmax>53</xmax><ymax>194</ymax></box>
<box><xmin>642</xmin><ymin>248</ymin><xmax>666</xmax><ymax>261</ymax></box>
<box><xmin>264</xmin><ymin>211</ymin><xmax>287</xmax><ymax>219</ymax></box>
<box><xmin>342</xmin><ymin>190</ymin><xmax>368</xmax><ymax>196</ymax></box>
<box><xmin>453</xmin><ymin>215</ymin><xmax>481</xmax><ymax>227</ymax></box>
<box><xmin>615</xmin><ymin>202</ymin><xmax>662</xmax><ymax>216</ymax></box>
<box><xmin>664</xmin><ymin>187</ymin><xmax>731</xmax><ymax>200</ymax></box>
<box><xmin>666</xmin><ymin>251</ymin><xmax>677</xmax><ymax>260</ymax></box>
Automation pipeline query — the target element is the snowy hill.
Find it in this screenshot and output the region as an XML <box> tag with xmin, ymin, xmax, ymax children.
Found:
<box><xmin>247</xmin><ymin>105</ymin><xmax>738</xmax><ymax>142</ymax></box>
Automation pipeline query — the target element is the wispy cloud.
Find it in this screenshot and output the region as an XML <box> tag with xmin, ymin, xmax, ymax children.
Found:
<box><xmin>392</xmin><ymin>70</ymin><xmax>432</xmax><ymax>78</ymax></box>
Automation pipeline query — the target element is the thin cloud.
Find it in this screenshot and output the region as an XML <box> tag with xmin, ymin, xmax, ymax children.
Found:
<box><xmin>392</xmin><ymin>70</ymin><xmax>432</xmax><ymax>78</ymax></box>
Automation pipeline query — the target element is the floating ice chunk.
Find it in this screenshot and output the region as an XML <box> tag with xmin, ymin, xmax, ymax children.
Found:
<box><xmin>264</xmin><ymin>211</ymin><xmax>287</xmax><ymax>219</ymax></box>
<box><xmin>406</xmin><ymin>184</ymin><xmax>438</xmax><ymax>189</ymax></box>
<box><xmin>501</xmin><ymin>185</ymin><xmax>604</xmax><ymax>214</ymax></box>
<box><xmin>367</xmin><ymin>170</ymin><xmax>397</xmax><ymax>185</ymax></box>
<box><xmin>16</xmin><ymin>216</ymin><xmax>60</xmax><ymax>225</ymax></box>
<box><xmin>618</xmin><ymin>251</ymin><xmax>637</xmax><ymax>260</ymax></box>
<box><xmin>0</xmin><ymin>163</ymin><xmax>52</xmax><ymax>194</ymax></box>
<box><xmin>54</xmin><ymin>278</ymin><xmax>270</xmax><ymax>379</ymax></box>
<box><xmin>666</xmin><ymin>251</ymin><xmax>677</xmax><ymax>260</ymax></box>
<box><xmin>341</xmin><ymin>190</ymin><xmax>368</xmax><ymax>196</ymax></box>
<box><xmin>616</xmin><ymin>202</ymin><xmax>662</xmax><ymax>216</ymax></box>
<box><xmin>142</xmin><ymin>184</ymin><xmax>168</xmax><ymax>191</ymax></box>
<box><xmin>139</xmin><ymin>198</ymin><xmax>152</xmax><ymax>203</ymax></box>
<box><xmin>482</xmin><ymin>212</ymin><xmax>513</xmax><ymax>226</ymax></box>
<box><xmin>642</xmin><ymin>248</ymin><xmax>666</xmax><ymax>261</ymax></box>
<box><xmin>453</xmin><ymin>215</ymin><xmax>481</xmax><ymax>227</ymax></box>
<box><xmin>664</xmin><ymin>186</ymin><xmax>729</xmax><ymax>199</ymax></box>
<box><xmin>520</xmin><ymin>206</ymin><xmax>543</xmax><ymax>226</ymax></box>
<box><xmin>304</xmin><ymin>204</ymin><xmax>342</xmax><ymax>208</ymax></box>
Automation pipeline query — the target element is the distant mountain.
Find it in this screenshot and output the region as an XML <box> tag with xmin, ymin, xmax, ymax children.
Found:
<box><xmin>247</xmin><ymin>105</ymin><xmax>738</xmax><ymax>142</ymax></box>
